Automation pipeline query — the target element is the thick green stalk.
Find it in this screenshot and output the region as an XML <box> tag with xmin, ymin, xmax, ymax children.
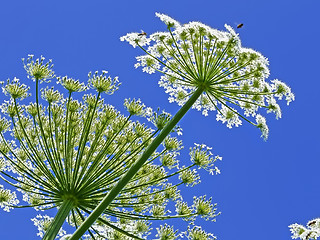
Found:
<box><xmin>69</xmin><ymin>87</ymin><xmax>203</xmax><ymax>240</ymax></box>
<box><xmin>42</xmin><ymin>199</ymin><xmax>74</xmax><ymax>240</ymax></box>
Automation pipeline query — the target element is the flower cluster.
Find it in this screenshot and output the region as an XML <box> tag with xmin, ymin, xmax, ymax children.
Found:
<box><xmin>2</xmin><ymin>77</ymin><xmax>30</xmax><ymax>100</ymax></box>
<box><xmin>121</xmin><ymin>13</ymin><xmax>294</xmax><ymax>140</ymax></box>
<box><xmin>146</xmin><ymin>108</ymin><xmax>183</xmax><ymax>135</ymax></box>
<box><xmin>57</xmin><ymin>76</ymin><xmax>87</xmax><ymax>93</ymax></box>
<box><xmin>190</xmin><ymin>143</ymin><xmax>222</xmax><ymax>174</ymax></box>
<box><xmin>31</xmin><ymin>215</ymin><xmax>66</xmax><ymax>238</ymax></box>
<box><xmin>193</xmin><ymin>195</ymin><xmax>219</xmax><ymax>221</ymax></box>
<box><xmin>41</xmin><ymin>86</ymin><xmax>63</xmax><ymax>103</ymax></box>
<box><xmin>0</xmin><ymin>184</ymin><xmax>19</xmax><ymax>212</ymax></box>
<box><xmin>186</xmin><ymin>225</ymin><xmax>217</xmax><ymax>240</ymax></box>
<box><xmin>154</xmin><ymin>223</ymin><xmax>217</xmax><ymax>240</ymax></box>
<box><xmin>289</xmin><ymin>218</ymin><xmax>320</xmax><ymax>240</ymax></box>
<box><xmin>156</xmin><ymin>224</ymin><xmax>178</xmax><ymax>240</ymax></box>
<box><xmin>88</xmin><ymin>70</ymin><xmax>120</xmax><ymax>94</ymax></box>
<box><xmin>124</xmin><ymin>98</ymin><xmax>145</xmax><ymax>116</ymax></box>
<box><xmin>22</xmin><ymin>55</ymin><xmax>55</xmax><ymax>82</ymax></box>
<box><xmin>0</xmin><ymin>56</ymin><xmax>221</xmax><ymax>239</ymax></box>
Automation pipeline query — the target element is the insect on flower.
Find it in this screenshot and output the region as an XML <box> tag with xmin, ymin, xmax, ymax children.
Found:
<box><xmin>308</xmin><ymin>220</ymin><xmax>317</xmax><ymax>226</ymax></box>
<box><xmin>237</xmin><ymin>23</ymin><xmax>244</xmax><ymax>28</ymax></box>
<box><xmin>138</xmin><ymin>31</ymin><xmax>147</xmax><ymax>36</ymax></box>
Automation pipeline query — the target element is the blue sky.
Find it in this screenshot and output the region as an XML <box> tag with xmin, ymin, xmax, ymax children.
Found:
<box><xmin>0</xmin><ymin>0</ymin><xmax>319</xmax><ymax>239</ymax></box>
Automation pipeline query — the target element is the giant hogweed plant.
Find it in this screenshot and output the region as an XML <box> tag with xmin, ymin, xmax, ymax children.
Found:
<box><xmin>70</xmin><ymin>13</ymin><xmax>294</xmax><ymax>239</ymax></box>
<box><xmin>0</xmin><ymin>13</ymin><xmax>294</xmax><ymax>240</ymax></box>
<box><xmin>0</xmin><ymin>56</ymin><xmax>221</xmax><ymax>240</ymax></box>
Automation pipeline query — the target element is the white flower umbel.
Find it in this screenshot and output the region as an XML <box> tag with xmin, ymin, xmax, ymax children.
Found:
<box><xmin>289</xmin><ymin>219</ymin><xmax>320</xmax><ymax>240</ymax></box>
<box><xmin>31</xmin><ymin>215</ymin><xmax>66</xmax><ymax>238</ymax></box>
<box><xmin>155</xmin><ymin>224</ymin><xmax>178</xmax><ymax>240</ymax></box>
<box><xmin>189</xmin><ymin>143</ymin><xmax>222</xmax><ymax>174</ymax></box>
<box><xmin>121</xmin><ymin>13</ymin><xmax>294</xmax><ymax>140</ymax></box>
<box><xmin>155</xmin><ymin>12</ymin><xmax>181</xmax><ymax>28</ymax></box>
<box><xmin>22</xmin><ymin>55</ymin><xmax>54</xmax><ymax>82</ymax></box>
<box><xmin>0</xmin><ymin>56</ymin><xmax>221</xmax><ymax>240</ymax></box>
<box><xmin>185</xmin><ymin>225</ymin><xmax>217</xmax><ymax>240</ymax></box>
<box><xmin>0</xmin><ymin>184</ymin><xmax>19</xmax><ymax>212</ymax></box>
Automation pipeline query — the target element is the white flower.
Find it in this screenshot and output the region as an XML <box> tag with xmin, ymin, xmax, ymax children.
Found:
<box><xmin>210</xmin><ymin>166</ymin><xmax>221</xmax><ymax>175</ymax></box>
<box><xmin>289</xmin><ymin>219</ymin><xmax>320</xmax><ymax>240</ymax></box>
<box><xmin>216</xmin><ymin>106</ymin><xmax>242</xmax><ymax>128</ymax></box>
<box><xmin>22</xmin><ymin>55</ymin><xmax>54</xmax><ymax>82</ymax></box>
<box><xmin>255</xmin><ymin>114</ymin><xmax>269</xmax><ymax>140</ymax></box>
<box><xmin>32</xmin><ymin>215</ymin><xmax>66</xmax><ymax>238</ymax></box>
<box><xmin>266</xmin><ymin>97</ymin><xmax>282</xmax><ymax>119</ymax></box>
<box><xmin>0</xmin><ymin>184</ymin><xmax>19</xmax><ymax>212</ymax></box>
<box><xmin>300</xmin><ymin>230</ymin><xmax>320</xmax><ymax>240</ymax></box>
<box><xmin>120</xmin><ymin>32</ymin><xmax>151</xmax><ymax>48</ymax></box>
<box><xmin>271</xmin><ymin>79</ymin><xmax>295</xmax><ymax>105</ymax></box>
<box><xmin>155</xmin><ymin>12</ymin><xmax>181</xmax><ymax>28</ymax></box>
<box><xmin>122</xmin><ymin>13</ymin><xmax>294</xmax><ymax>139</ymax></box>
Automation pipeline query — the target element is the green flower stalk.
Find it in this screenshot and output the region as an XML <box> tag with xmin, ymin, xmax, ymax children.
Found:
<box><xmin>71</xmin><ymin>12</ymin><xmax>294</xmax><ymax>239</ymax></box>
<box><xmin>0</xmin><ymin>55</ymin><xmax>221</xmax><ymax>239</ymax></box>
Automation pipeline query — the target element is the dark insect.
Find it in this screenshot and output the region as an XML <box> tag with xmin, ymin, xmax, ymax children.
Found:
<box><xmin>308</xmin><ymin>220</ymin><xmax>317</xmax><ymax>226</ymax></box>
<box><xmin>138</xmin><ymin>32</ymin><xmax>147</xmax><ymax>37</ymax></box>
<box><xmin>237</xmin><ymin>23</ymin><xmax>244</xmax><ymax>29</ymax></box>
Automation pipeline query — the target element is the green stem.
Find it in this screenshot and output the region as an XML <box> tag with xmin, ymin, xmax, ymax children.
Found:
<box><xmin>42</xmin><ymin>199</ymin><xmax>74</xmax><ymax>240</ymax></box>
<box><xmin>69</xmin><ymin>87</ymin><xmax>203</xmax><ymax>240</ymax></box>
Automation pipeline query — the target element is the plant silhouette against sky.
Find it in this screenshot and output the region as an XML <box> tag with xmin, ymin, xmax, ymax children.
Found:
<box><xmin>0</xmin><ymin>13</ymin><xmax>294</xmax><ymax>240</ymax></box>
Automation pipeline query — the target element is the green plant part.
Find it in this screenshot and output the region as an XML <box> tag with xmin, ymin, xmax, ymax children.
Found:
<box><xmin>71</xmin><ymin>12</ymin><xmax>294</xmax><ymax>239</ymax></box>
<box><xmin>0</xmin><ymin>55</ymin><xmax>221</xmax><ymax>239</ymax></box>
